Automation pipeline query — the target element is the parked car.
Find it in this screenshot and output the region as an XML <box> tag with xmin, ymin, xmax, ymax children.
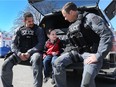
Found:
<box><xmin>0</xmin><ymin>32</ymin><xmax>12</xmax><ymax>58</ymax></box>
<box><xmin>28</xmin><ymin>0</ymin><xmax>116</xmax><ymax>80</ymax></box>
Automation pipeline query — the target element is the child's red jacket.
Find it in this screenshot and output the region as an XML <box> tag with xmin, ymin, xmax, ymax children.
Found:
<box><xmin>44</xmin><ymin>38</ymin><xmax>61</xmax><ymax>56</ymax></box>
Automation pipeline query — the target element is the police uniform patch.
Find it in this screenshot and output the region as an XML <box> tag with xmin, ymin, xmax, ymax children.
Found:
<box><xmin>92</xmin><ymin>16</ymin><xmax>101</xmax><ymax>25</ymax></box>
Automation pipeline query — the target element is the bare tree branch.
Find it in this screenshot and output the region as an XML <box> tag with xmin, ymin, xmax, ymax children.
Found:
<box><xmin>12</xmin><ymin>1</ymin><xmax>56</xmax><ymax>30</ymax></box>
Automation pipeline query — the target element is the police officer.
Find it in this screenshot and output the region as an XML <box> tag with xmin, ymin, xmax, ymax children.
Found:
<box><xmin>53</xmin><ymin>2</ymin><xmax>113</xmax><ymax>87</ymax></box>
<box><xmin>1</xmin><ymin>12</ymin><xmax>45</xmax><ymax>87</ymax></box>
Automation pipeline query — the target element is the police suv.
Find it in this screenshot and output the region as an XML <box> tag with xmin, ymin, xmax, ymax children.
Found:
<box><xmin>28</xmin><ymin>0</ymin><xmax>116</xmax><ymax>80</ymax></box>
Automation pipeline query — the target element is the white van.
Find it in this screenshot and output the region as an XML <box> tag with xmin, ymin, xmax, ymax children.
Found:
<box><xmin>0</xmin><ymin>32</ymin><xmax>12</xmax><ymax>57</ymax></box>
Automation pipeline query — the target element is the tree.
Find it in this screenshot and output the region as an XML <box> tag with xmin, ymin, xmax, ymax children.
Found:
<box><xmin>12</xmin><ymin>1</ymin><xmax>56</xmax><ymax>30</ymax></box>
<box><xmin>11</xmin><ymin>11</ymin><xmax>24</xmax><ymax>31</ymax></box>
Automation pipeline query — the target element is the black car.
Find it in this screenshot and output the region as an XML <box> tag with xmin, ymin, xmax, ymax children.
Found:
<box><xmin>28</xmin><ymin>0</ymin><xmax>116</xmax><ymax>80</ymax></box>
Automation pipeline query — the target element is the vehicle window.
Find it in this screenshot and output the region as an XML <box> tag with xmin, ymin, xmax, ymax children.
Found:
<box><xmin>30</xmin><ymin>0</ymin><xmax>99</xmax><ymax>15</ymax></box>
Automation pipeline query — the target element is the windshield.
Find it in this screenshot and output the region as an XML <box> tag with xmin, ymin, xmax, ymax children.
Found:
<box><xmin>29</xmin><ymin>0</ymin><xmax>99</xmax><ymax>15</ymax></box>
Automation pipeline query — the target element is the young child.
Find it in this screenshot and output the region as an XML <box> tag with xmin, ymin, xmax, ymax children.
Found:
<box><xmin>43</xmin><ymin>28</ymin><xmax>62</xmax><ymax>84</ymax></box>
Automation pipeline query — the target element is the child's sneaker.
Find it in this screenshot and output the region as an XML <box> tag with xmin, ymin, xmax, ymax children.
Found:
<box><xmin>51</xmin><ymin>78</ymin><xmax>55</xmax><ymax>84</ymax></box>
<box><xmin>43</xmin><ymin>77</ymin><xmax>49</xmax><ymax>83</ymax></box>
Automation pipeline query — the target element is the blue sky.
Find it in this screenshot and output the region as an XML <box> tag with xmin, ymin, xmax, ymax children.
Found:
<box><xmin>0</xmin><ymin>0</ymin><xmax>115</xmax><ymax>32</ymax></box>
<box><xmin>0</xmin><ymin>0</ymin><xmax>28</xmax><ymax>32</ymax></box>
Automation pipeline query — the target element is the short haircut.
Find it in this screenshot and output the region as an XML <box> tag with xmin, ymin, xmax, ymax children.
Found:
<box><xmin>62</xmin><ymin>2</ymin><xmax>77</xmax><ymax>13</ymax></box>
<box><xmin>46</xmin><ymin>28</ymin><xmax>54</xmax><ymax>35</ymax></box>
<box><xmin>23</xmin><ymin>12</ymin><xmax>33</xmax><ymax>20</ymax></box>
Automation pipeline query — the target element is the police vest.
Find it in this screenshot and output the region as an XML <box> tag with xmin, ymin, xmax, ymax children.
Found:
<box><xmin>68</xmin><ymin>12</ymin><xmax>100</xmax><ymax>54</ymax></box>
<box><xmin>17</xmin><ymin>25</ymin><xmax>38</xmax><ymax>52</ymax></box>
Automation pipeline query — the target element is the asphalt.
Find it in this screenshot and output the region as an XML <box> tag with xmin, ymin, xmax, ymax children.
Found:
<box><xmin>0</xmin><ymin>58</ymin><xmax>54</xmax><ymax>87</ymax></box>
<box><xmin>0</xmin><ymin>58</ymin><xmax>116</xmax><ymax>87</ymax></box>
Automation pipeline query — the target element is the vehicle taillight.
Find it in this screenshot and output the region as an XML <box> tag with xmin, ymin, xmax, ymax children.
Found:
<box><xmin>111</xmin><ymin>36</ymin><xmax>116</xmax><ymax>51</ymax></box>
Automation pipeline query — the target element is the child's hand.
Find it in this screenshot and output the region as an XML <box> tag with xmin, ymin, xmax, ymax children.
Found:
<box><xmin>43</xmin><ymin>54</ymin><xmax>46</xmax><ymax>59</ymax></box>
<box><xmin>52</xmin><ymin>52</ymin><xmax>57</xmax><ymax>56</ymax></box>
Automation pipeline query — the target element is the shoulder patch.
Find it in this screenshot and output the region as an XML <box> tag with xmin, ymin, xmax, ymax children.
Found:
<box><xmin>92</xmin><ymin>16</ymin><xmax>101</xmax><ymax>25</ymax></box>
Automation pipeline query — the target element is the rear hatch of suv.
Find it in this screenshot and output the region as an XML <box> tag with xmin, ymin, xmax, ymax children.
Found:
<box><xmin>28</xmin><ymin>0</ymin><xmax>116</xmax><ymax>80</ymax></box>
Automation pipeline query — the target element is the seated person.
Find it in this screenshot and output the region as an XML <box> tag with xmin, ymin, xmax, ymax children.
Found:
<box><xmin>43</xmin><ymin>28</ymin><xmax>63</xmax><ymax>84</ymax></box>
<box><xmin>1</xmin><ymin>12</ymin><xmax>45</xmax><ymax>87</ymax></box>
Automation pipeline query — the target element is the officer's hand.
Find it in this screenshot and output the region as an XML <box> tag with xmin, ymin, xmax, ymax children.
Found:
<box><xmin>19</xmin><ymin>53</ymin><xmax>28</xmax><ymax>61</ymax></box>
<box><xmin>84</xmin><ymin>54</ymin><xmax>98</xmax><ymax>64</ymax></box>
<box><xmin>24</xmin><ymin>53</ymin><xmax>30</xmax><ymax>59</ymax></box>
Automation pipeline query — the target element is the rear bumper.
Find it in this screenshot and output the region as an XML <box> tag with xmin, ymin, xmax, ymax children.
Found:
<box><xmin>98</xmin><ymin>74</ymin><xmax>116</xmax><ymax>81</ymax></box>
<box><xmin>98</xmin><ymin>68</ymin><xmax>116</xmax><ymax>80</ymax></box>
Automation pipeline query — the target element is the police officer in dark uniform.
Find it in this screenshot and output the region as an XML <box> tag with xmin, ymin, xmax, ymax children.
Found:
<box><xmin>53</xmin><ymin>2</ymin><xmax>113</xmax><ymax>87</ymax></box>
<box><xmin>1</xmin><ymin>12</ymin><xmax>45</xmax><ymax>87</ymax></box>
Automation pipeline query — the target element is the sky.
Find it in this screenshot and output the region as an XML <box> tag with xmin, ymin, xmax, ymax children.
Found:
<box><xmin>0</xmin><ymin>0</ymin><xmax>115</xmax><ymax>32</ymax></box>
<box><xmin>0</xmin><ymin>0</ymin><xmax>28</xmax><ymax>32</ymax></box>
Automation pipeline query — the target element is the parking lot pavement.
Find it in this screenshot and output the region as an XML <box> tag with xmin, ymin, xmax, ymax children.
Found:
<box><xmin>0</xmin><ymin>58</ymin><xmax>116</xmax><ymax>87</ymax></box>
<box><xmin>0</xmin><ymin>58</ymin><xmax>54</xmax><ymax>87</ymax></box>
